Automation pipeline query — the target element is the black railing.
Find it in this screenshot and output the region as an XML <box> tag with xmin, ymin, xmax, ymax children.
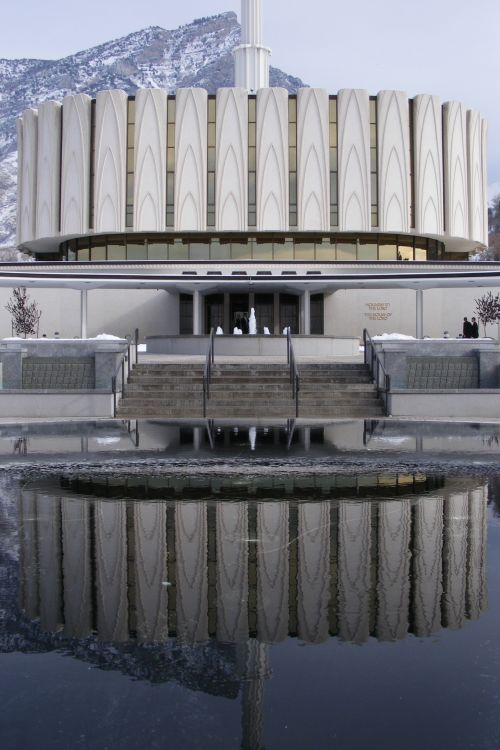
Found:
<box><xmin>286</xmin><ymin>328</ymin><xmax>300</xmax><ymax>418</ymax></box>
<box><xmin>111</xmin><ymin>354</ymin><xmax>126</xmax><ymax>418</ymax></box>
<box><xmin>112</xmin><ymin>331</ymin><xmax>138</xmax><ymax>417</ymax></box>
<box><xmin>203</xmin><ymin>328</ymin><xmax>215</xmax><ymax>418</ymax></box>
<box><xmin>363</xmin><ymin>329</ymin><xmax>391</xmax><ymax>416</ymax></box>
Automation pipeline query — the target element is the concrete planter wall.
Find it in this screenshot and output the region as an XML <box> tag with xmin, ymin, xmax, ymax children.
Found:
<box><xmin>146</xmin><ymin>335</ymin><xmax>360</xmax><ymax>357</ymax></box>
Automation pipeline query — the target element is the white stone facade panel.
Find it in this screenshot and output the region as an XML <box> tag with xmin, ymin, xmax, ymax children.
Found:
<box><xmin>257</xmin><ymin>502</ymin><xmax>289</xmax><ymax>643</ymax></box>
<box><xmin>297</xmin><ymin>88</ymin><xmax>329</xmax><ymax>231</ymax></box>
<box><xmin>467</xmin><ymin>111</ymin><xmax>483</xmax><ymax>244</ymax></box>
<box><xmin>377</xmin><ymin>90</ymin><xmax>410</xmax><ymax>232</ymax></box>
<box><xmin>216</xmin><ymin>503</ymin><xmax>248</xmax><ymax>642</ymax></box>
<box><xmin>338</xmin><ymin>500</ymin><xmax>371</xmax><ymax>644</ymax></box>
<box><xmin>134</xmin><ymin>89</ymin><xmax>168</xmax><ymax>232</ymax></box>
<box><xmin>94</xmin><ymin>90</ymin><xmax>128</xmax><ymax>233</ymax></box>
<box><xmin>337</xmin><ymin>89</ymin><xmax>370</xmax><ymax>231</ymax></box>
<box><xmin>175</xmin><ymin>501</ymin><xmax>208</xmax><ymax>642</ymax></box>
<box><xmin>377</xmin><ymin>499</ymin><xmax>411</xmax><ymax>640</ymax></box>
<box><xmin>481</xmin><ymin>119</ymin><xmax>488</xmax><ymax>246</ymax></box>
<box><xmin>443</xmin><ymin>492</ymin><xmax>469</xmax><ymax>630</ymax></box>
<box><xmin>444</xmin><ymin>101</ymin><xmax>469</xmax><ymax>238</ymax></box>
<box><xmin>414</xmin><ymin>95</ymin><xmax>444</xmax><ymax>236</ymax></box>
<box><xmin>256</xmin><ymin>88</ymin><xmax>289</xmax><ymax>231</ymax></box>
<box><xmin>61</xmin><ymin>498</ymin><xmax>92</xmax><ymax>639</ymax></box>
<box><xmin>216</xmin><ymin>88</ymin><xmax>248</xmax><ymax>231</ymax></box>
<box><xmin>133</xmin><ymin>502</ymin><xmax>169</xmax><ymax>642</ymax></box>
<box><xmin>297</xmin><ymin>503</ymin><xmax>330</xmax><ymax>644</ymax></box>
<box><xmin>60</xmin><ymin>94</ymin><xmax>92</xmax><ymax>235</ymax></box>
<box><xmin>95</xmin><ymin>500</ymin><xmax>129</xmax><ymax>641</ymax></box>
<box><xmin>36</xmin><ymin>101</ymin><xmax>62</xmax><ymax>239</ymax></box>
<box><xmin>175</xmin><ymin>88</ymin><xmax>208</xmax><ymax>231</ymax></box>
<box><xmin>19</xmin><ymin>109</ymin><xmax>38</xmax><ymax>243</ymax></box>
<box><xmin>16</xmin><ymin>118</ymin><xmax>23</xmax><ymax>246</ymax></box>
<box><xmin>412</xmin><ymin>495</ymin><xmax>443</xmax><ymax>637</ymax></box>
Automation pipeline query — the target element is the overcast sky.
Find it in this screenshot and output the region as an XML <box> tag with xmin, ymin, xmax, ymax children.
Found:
<box><xmin>3</xmin><ymin>0</ymin><xmax>500</xmax><ymax>196</ymax></box>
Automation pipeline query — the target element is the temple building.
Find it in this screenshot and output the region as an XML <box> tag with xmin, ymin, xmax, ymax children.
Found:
<box><xmin>6</xmin><ymin>0</ymin><xmax>493</xmax><ymax>341</ymax></box>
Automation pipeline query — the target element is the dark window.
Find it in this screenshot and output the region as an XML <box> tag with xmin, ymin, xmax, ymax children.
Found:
<box><xmin>207</xmin><ymin>97</ymin><xmax>216</xmax><ymax>227</ymax></box>
<box><xmin>310</xmin><ymin>294</ymin><xmax>324</xmax><ymax>335</ymax></box>
<box><xmin>409</xmin><ymin>99</ymin><xmax>415</xmax><ymax>229</ymax></box>
<box><xmin>126</xmin><ymin>98</ymin><xmax>135</xmax><ymax>229</ymax></box>
<box><xmin>329</xmin><ymin>97</ymin><xmax>338</xmax><ymax>227</ymax></box>
<box><xmin>166</xmin><ymin>97</ymin><xmax>176</xmax><ymax>227</ymax></box>
<box><xmin>255</xmin><ymin>294</ymin><xmax>274</xmax><ymax>334</ymax></box>
<box><xmin>248</xmin><ymin>96</ymin><xmax>257</xmax><ymax>227</ymax></box>
<box><xmin>179</xmin><ymin>294</ymin><xmax>193</xmax><ymax>335</ymax></box>
<box><xmin>289</xmin><ymin>97</ymin><xmax>297</xmax><ymax>228</ymax></box>
<box><xmin>370</xmin><ymin>98</ymin><xmax>378</xmax><ymax>228</ymax></box>
<box><xmin>280</xmin><ymin>293</ymin><xmax>299</xmax><ymax>334</ymax></box>
<box><xmin>89</xmin><ymin>100</ymin><xmax>96</xmax><ymax>229</ymax></box>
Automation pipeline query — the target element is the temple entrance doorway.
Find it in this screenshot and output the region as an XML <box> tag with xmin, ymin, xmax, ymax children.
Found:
<box><xmin>230</xmin><ymin>294</ymin><xmax>250</xmax><ymax>333</ymax></box>
<box><xmin>279</xmin><ymin>294</ymin><xmax>300</xmax><ymax>334</ymax></box>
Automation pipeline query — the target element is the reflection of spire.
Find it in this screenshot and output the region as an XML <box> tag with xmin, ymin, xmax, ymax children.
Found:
<box><xmin>234</xmin><ymin>0</ymin><xmax>271</xmax><ymax>92</ymax></box>
<box><xmin>240</xmin><ymin>640</ymin><xmax>270</xmax><ymax>750</ymax></box>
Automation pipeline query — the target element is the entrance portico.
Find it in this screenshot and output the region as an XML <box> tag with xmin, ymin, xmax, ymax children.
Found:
<box><xmin>1</xmin><ymin>259</ymin><xmax>500</xmax><ymax>344</ymax></box>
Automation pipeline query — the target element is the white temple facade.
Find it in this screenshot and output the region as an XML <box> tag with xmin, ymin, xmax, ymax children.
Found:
<box><xmin>7</xmin><ymin>0</ymin><xmax>494</xmax><ymax>341</ymax></box>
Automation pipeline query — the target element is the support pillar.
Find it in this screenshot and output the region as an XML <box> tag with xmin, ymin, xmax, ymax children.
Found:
<box><xmin>224</xmin><ymin>293</ymin><xmax>230</xmax><ymax>334</ymax></box>
<box><xmin>274</xmin><ymin>292</ymin><xmax>280</xmax><ymax>335</ymax></box>
<box><xmin>193</xmin><ymin>290</ymin><xmax>202</xmax><ymax>335</ymax></box>
<box><xmin>302</xmin><ymin>290</ymin><xmax>311</xmax><ymax>335</ymax></box>
<box><xmin>80</xmin><ymin>290</ymin><xmax>88</xmax><ymax>339</ymax></box>
<box><xmin>416</xmin><ymin>289</ymin><xmax>423</xmax><ymax>339</ymax></box>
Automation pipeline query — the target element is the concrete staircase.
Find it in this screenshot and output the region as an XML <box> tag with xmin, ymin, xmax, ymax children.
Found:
<box><xmin>117</xmin><ymin>364</ymin><xmax>204</xmax><ymax>418</ymax></box>
<box><xmin>298</xmin><ymin>363</ymin><xmax>385</xmax><ymax>418</ymax></box>
<box><xmin>116</xmin><ymin>362</ymin><xmax>385</xmax><ymax>419</ymax></box>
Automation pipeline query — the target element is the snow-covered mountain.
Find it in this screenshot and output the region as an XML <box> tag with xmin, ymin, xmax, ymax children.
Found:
<box><xmin>0</xmin><ymin>11</ymin><xmax>305</xmax><ymax>248</ymax></box>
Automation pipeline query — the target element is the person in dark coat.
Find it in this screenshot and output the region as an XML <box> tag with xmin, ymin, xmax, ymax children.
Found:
<box><xmin>463</xmin><ymin>317</ymin><xmax>472</xmax><ymax>338</ymax></box>
<box><xmin>471</xmin><ymin>317</ymin><xmax>479</xmax><ymax>339</ymax></box>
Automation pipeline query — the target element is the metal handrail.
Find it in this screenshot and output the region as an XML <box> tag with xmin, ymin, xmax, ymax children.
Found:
<box><xmin>363</xmin><ymin>329</ymin><xmax>391</xmax><ymax>416</ymax></box>
<box><xmin>203</xmin><ymin>328</ymin><xmax>215</xmax><ymax>418</ymax></box>
<box><xmin>286</xmin><ymin>328</ymin><xmax>300</xmax><ymax>418</ymax></box>
<box><xmin>111</xmin><ymin>354</ymin><xmax>127</xmax><ymax>418</ymax></box>
<box><xmin>111</xmin><ymin>332</ymin><xmax>137</xmax><ymax>417</ymax></box>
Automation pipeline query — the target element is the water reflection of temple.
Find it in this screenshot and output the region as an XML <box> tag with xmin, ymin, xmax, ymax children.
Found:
<box><xmin>19</xmin><ymin>476</ymin><xmax>488</xmax><ymax>646</ymax></box>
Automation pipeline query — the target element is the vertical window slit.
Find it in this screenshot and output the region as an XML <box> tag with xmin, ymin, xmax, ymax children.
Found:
<box><xmin>166</xmin><ymin>96</ymin><xmax>176</xmax><ymax>228</ymax></box>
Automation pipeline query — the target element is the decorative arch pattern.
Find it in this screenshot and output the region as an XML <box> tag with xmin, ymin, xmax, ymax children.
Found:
<box><xmin>297</xmin><ymin>88</ymin><xmax>329</xmax><ymax>231</ymax></box>
<box><xmin>467</xmin><ymin>111</ymin><xmax>484</xmax><ymax>244</ymax></box>
<box><xmin>414</xmin><ymin>95</ymin><xmax>444</xmax><ymax>235</ymax></box>
<box><xmin>377</xmin><ymin>90</ymin><xmax>410</xmax><ymax>232</ymax></box>
<box><xmin>134</xmin><ymin>89</ymin><xmax>167</xmax><ymax>232</ymax></box>
<box><xmin>338</xmin><ymin>89</ymin><xmax>370</xmax><ymax>231</ymax></box>
<box><xmin>444</xmin><ymin>101</ymin><xmax>469</xmax><ymax>238</ymax></box>
<box><xmin>19</xmin><ymin>109</ymin><xmax>38</xmax><ymax>243</ymax></box>
<box><xmin>175</xmin><ymin>88</ymin><xmax>207</xmax><ymax>231</ymax></box>
<box><xmin>36</xmin><ymin>101</ymin><xmax>62</xmax><ymax>239</ymax></box>
<box><xmin>481</xmin><ymin>119</ymin><xmax>488</xmax><ymax>246</ymax></box>
<box><xmin>61</xmin><ymin>94</ymin><xmax>91</xmax><ymax>235</ymax></box>
<box><xmin>94</xmin><ymin>90</ymin><xmax>128</xmax><ymax>233</ymax></box>
<box><xmin>216</xmin><ymin>88</ymin><xmax>248</xmax><ymax>231</ymax></box>
<box><xmin>256</xmin><ymin>88</ymin><xmax>288</xmax><ymax>231</ymax></box>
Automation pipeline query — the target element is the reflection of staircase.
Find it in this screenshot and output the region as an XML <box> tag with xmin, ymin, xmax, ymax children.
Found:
<box><xmin>116</xmin><ymin>362</ymin><xmax>385</xmax><ymax>419</ymax></box>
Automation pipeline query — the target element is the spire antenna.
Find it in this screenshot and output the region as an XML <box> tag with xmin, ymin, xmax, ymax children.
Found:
<box><xmin>234</xmin><ymin>0</ymin><xmax>271</xmax><ymax>92</ymax></box>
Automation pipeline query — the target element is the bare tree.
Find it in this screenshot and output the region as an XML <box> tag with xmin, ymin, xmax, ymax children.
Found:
<box><xmin>5</xmin><ymin>287</ymin><xmax>41</xmax><ymax>338</ymax></box>
<box><xmin>474</xmin><ymin>291</ymin><xmax>500</xmax><ymax>336</ymax></box>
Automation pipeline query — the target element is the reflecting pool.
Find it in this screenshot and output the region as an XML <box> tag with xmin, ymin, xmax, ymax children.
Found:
<box><xmin>2</xmin><ymin>446</ymin><xmax>500</xmax><ymax>748</ymax></box>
